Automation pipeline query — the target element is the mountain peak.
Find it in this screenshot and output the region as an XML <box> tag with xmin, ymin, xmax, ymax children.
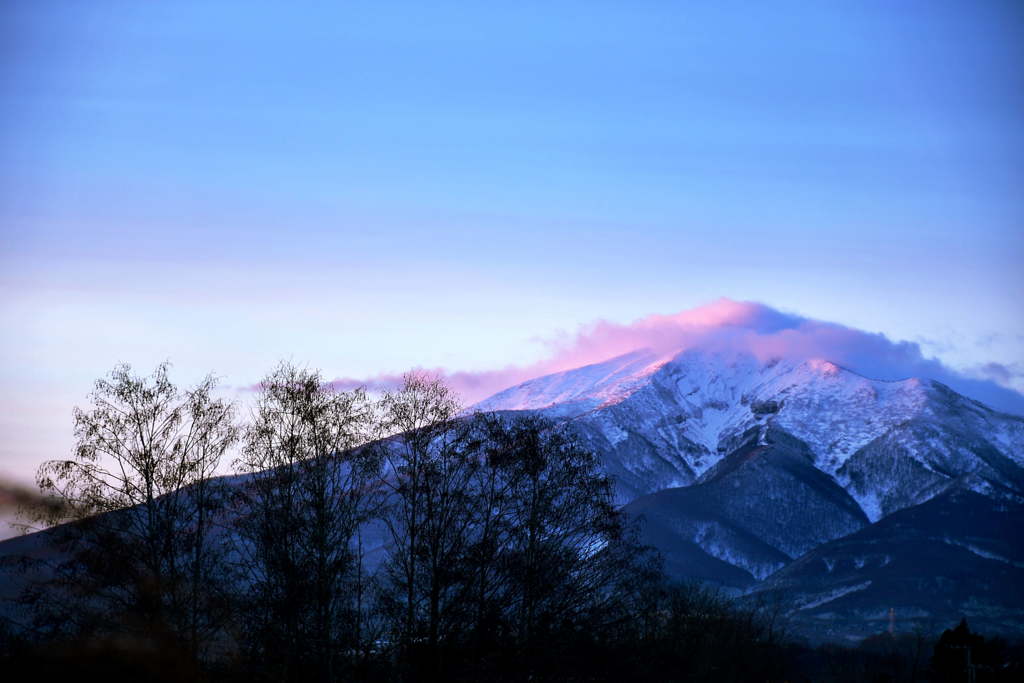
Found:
<box><xmin>804</xmin><ymin>358</ymin><xmax>842</xmax><ymax>376</ymax></box>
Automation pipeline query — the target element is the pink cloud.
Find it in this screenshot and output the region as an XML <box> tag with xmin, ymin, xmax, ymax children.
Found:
<box><xmin>318</xmin><ymin>298</ymin><xmax>1023</xmax><ymax>414</ymax></box>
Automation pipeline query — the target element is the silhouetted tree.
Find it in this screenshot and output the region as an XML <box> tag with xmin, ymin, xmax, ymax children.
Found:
<box><xmin>383</xmin><ymin>411</ymin><xmax>663</xmax><ymax>681</ymax></box>
<box><xmin>16</xmin><ymin>363</ymin><xmax>237</xmax><ymax>665</ymax></box>
<box><xmin>374</xmin><ymin>372</ymin><xmax>473</xmax><ymax>678</ymax></box>
<box><xmin>232</xmin><ymin>362</ymin><xmax>382</xmax><ymax>682</ymax></box>
<box><xmin>932</xmin><ymin>618</ymin><xmax>1010</xmax><ymax>683</ymax></box>
<box><xmin>475</xmin><ymin>415</ymin><xmax>649</xmax><ymax>671</ymax></box>
<box><xmin>611</xmin><ymin>580</ymin><xmax>787</xmax><ymax>682</ymax></box>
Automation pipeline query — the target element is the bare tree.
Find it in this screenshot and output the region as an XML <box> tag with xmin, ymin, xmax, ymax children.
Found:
<box><xmin>375</xmin><ymin>399</ymin><xmax>657</xmax><ymax>680</ymax></box>
<box><xmin>232</xmin><ymin>362</ymin><xmax>381</xmax><ymax>682</ymax></box>
<box><xmin>19</xmin><ymin>362</ymin><xmax>237</xmax><ymax>663</ymax></box>
<box><xmin>471</xmin><ymin>414</ymin><xmax>649</xmax><ymax>673</ymax></box>
<box><xmin>374</xmin><ymin>371</ymin><xmax>472</xmax><ymax>676</ymax></box>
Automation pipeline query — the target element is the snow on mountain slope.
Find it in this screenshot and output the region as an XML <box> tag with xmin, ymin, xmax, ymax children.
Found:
<box><xmin>473</xmin><ymin>349</ymin><xmax>668</xmax><ymax>416</ymax></box>
<box><xmin>474</xmin><ymin>348</ymin><xmax>1024</xmax><ymax>513</ymax></box>
<box><xmin>475</xmin><ymin>350</ymin><xmax>932</xmax><ymax>475</ymax></box>
<box><xmin>626</xmin><ymin>426</ymin><xmax>870</xmax><ymax>587</ymax></box>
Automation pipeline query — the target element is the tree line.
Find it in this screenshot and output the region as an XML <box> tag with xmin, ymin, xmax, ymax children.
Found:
<box><xmin>1</xmin><ymin>362</ymin><xmax>1020</xmax><ymax>682</ymax></box>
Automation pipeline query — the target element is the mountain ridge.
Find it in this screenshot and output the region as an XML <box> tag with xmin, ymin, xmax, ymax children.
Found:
<box><xmin>474</xmin><ymin>347</ymin><xmax>1024</xmax><ymax>515</ymax></box>
<box><xmin>473</xmin><ymin>345</ymin><xmax>1024</xmax><ymax>640</ymax></box>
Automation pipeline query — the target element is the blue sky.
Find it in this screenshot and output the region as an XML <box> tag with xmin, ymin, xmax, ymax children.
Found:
<box><xmin>1</xmin><ymin>1</ymin><xmax>1022</xmax><ymax>483</ymax></box>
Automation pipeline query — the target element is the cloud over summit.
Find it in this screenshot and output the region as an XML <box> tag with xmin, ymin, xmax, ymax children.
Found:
<box><xmin>329</xmin><ymin>299</ymin><xmax>1024</xmax><ymax>414</ymax></box>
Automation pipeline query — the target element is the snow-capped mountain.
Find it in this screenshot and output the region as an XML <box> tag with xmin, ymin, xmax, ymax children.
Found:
<box><xmin>476</xmin><ymin>346</ymin><xmax>1024</xmax><ymax>638</ymax></box>
<box><xmin>475</xmin><ymin>347</ymin><xmax>1024</xmax><ymax>518</ymax></box>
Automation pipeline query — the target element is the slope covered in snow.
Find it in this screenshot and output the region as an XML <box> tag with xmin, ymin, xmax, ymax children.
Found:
<box><xmin>473</xmin><ymin>349</ymin><xmax>667</xmax><ymax>416</ymax></box>
<box><xmin>625</xmin><ymin>426</ymin><xmax>869</xmax><ymax>589</ymax></box>
<box><xmin>475</xmin><ymin>348</ymin><xmax>1024</xmax><ymax>512</ymax></box>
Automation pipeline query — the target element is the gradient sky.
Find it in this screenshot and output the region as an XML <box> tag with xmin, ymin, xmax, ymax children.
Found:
<box><xmin>1</xmin><ymin>2</ymin><xmax>1022</xmax><ymax>487</ymax></box>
